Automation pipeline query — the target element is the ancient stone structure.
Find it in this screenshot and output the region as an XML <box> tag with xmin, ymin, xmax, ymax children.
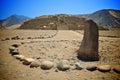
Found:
<box><xmin>77</xmin><ymin>19</ymin><xmax>99</xmax><ymax>61</ymax></box>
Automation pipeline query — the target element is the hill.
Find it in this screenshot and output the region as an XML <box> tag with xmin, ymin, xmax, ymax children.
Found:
<box><xmin>0</xmin><ymin>15</ymin><xmax>31</xmax><ymax>27</ymax></box>
<box><xmin>19</xmin><ymin>14</ymin><xmax>88</xmax><ymax>30</ymax></box>
<box><xmin>80</xmin><ymin>9</ymin><xmax>120</xmax><ymax>28</ymax></box>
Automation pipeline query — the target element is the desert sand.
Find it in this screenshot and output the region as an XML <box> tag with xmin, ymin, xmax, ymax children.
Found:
<box><xmin>0</xmin><ymin>30</ymin><xmax>120</xmax><ymax>80</ymax></box>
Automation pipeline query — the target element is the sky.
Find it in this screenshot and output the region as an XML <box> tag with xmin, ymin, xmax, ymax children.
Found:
<box><xmin>0</xmin><ymin>0</ymin><xmax>120</xmax><ymax>19</ymax></box>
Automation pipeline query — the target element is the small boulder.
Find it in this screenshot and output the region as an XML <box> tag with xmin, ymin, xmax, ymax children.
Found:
<box><xmin>27</xmin><ymin>37</ymin><xmax>32</xmax><ymax>39</ymax></box>
<box><xmin>75</xmin><ymin>62</ymin><xmax>84</xmax><ymax>70</ymax></box>
<box><xmin>1</xmin><ymin>38</ymin><xmax>10</xmax><ymax>41</ymax></box>
<box><xmin>1</xmin><ymin>38</ymin><xmax>5</xmax><ymax>41</ymax></box>
<box><xmin>98</xmin><ymin>65</ymin><xmax>111</xmax><ymax>72</ymax></box>
<box><xmin>11</xmin><ymin>36</ymin><xmax>20</xmax><ymax>40</ymax></box>
<box><xmin>10</xmin><ymin>49</ymin><xmax>19</xmax><ymax>55</ymax></box>
<box><xmin>86</xmin><ymin>65</ymin><xmax>97</xmax><ymax>71</ymax></box>
<box><xmin>30</xmin><ymin>61</ymin><xmax>40</xmax><ymax>68</ymax></box>
<box><xmin>21</xmin><ymin>42</ymin><xmax>25</xmax><ymax>44</ymax></box>
<box><xmin>113</xmin><ymin>65</ymin><xmax>120</xmax><ymax>73</ymax></box>
<box><xmin>13</xmin><ymin>55</ymin><xmax>25</xmax><ymax>61</ymax></box>
<box><xmin>22</xmin><ymin>58</ymin><xmax>35</xmax><ymax>65</ymax></box>
<box><xmin>11</xmin><ymin>44</ymin><xmax>20</xmax><ymax>48</ymax></box>
<box><xmin>9</xmin><ymin>47</ymin><xmax>15</xmax><ymax>53</ymax></box>
<box><xmin>41</xmin><ymin>60</ymin><xmax>54</xmax><ymax>70</ymax></box>
<box><xmin>5</xmin><ymin>38</ymin><xmax>10</xmax><ymax>40</ymax></box>
<box><xmin>57</xmin><ymin>60</ymin><xmax>70</xmax><ymax>71</ymax></box>
<box><xmin>32</xmin><ymin>56</ymin><xmax>41</xmax><ymax>60</ymax></box>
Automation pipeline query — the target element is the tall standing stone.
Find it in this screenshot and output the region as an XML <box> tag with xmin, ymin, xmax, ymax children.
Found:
<box><xmin>77</xmin><ymin>19</ymin><xmax>99</xmax><ymax>61</ymax></box>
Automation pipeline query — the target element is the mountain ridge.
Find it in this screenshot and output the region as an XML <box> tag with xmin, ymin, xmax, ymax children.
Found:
<box><xmin>0</xmin><ymin>15</ymin><xmax>31</xmax><ymax>27</ymax></box>
<box><xmin>79</xmin><ymin>9</ymin><xmax>120</xmax><ymax>28</ymax></box>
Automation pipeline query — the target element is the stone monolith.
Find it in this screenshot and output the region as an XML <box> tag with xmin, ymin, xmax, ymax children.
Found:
<box><xmin>77</xmin><ymin>19</ymin><xmax>99</xmax><ymax>61</ymax></box>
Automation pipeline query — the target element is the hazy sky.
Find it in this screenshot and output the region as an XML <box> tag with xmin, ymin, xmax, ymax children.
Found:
<box><xmin>0</xmin><ymin>0</ymin><xmax>120</xmax><ymax>19</ymax></box>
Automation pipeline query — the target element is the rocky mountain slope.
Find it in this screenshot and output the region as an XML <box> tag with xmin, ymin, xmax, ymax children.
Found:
<box><xmin>80</xmin><ymin>9</ymin><xmax>120</xmax><ymax>28</ymax></box>
<box><xmin>0</xmin><ymin>15</ymin><xmax>31</xmax><ymax>27</ymax></box>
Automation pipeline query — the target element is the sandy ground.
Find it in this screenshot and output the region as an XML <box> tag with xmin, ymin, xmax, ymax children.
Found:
<box><xmin>0</xmin><ymin>30</ymin><xmax>120</xmax><ymax>80</ymax></box>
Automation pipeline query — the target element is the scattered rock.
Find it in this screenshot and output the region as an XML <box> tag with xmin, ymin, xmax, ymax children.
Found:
<box><xmin>75</xmin><ymin>62</ymin><xmax>84</xmax><ymax>70</ymax></box>
<box><xmin>86</xmin><ymin>65</ymin><xmax>97</xmax><ymax>71</ymax></box>
<box><xmin>57</xmin><ymin>60</ymin><xmax>70</xmax><ymax>71</ymax></box>
<box><xmin>21</xmin><ymin>42</ymin><xmax>25</xmax><ymax>44</ymax></box>
<box><xmin>41</xmin><ymin>60</ymin><xmax>54</xmax><ymax>70</ymax></box>
<box><xmin>40</xmin><ymin>37</ymin><xmax>45</xmax><ymax>39</ymax></box>
<box><xmin>9</xmin><ymin>47</ymin><xmax>15</xmax><ymax>53</ymax></box>
<box><xmin>32</xmin><ymin>56</ymin><xmax>41</xmax><ymax>60</ymax></box>
<box><xmin>5</xmin><ymin>38</ymin><xmax>10</xmax><ymax>40</ymax></box>
<box><xmin>11</xmin><ymin>44</ymin><xmax>20</xmax><ymax>48</ymax></box>
<box><xmin>113</xmin><ymin>65</ymin><xmax>120</xmax><ymax>73</ymax></box>
<box><xmin>1</xmin><ymin>38</ymin><xmax>10</xmax><ymax>41</ymax></box>
<box><xmin>11</xmin><ymin>36</ymin><xmax>20</xmax><ymax>40</ymax></box>
<box><xmin>30</xmin><ymin>61</ymin><xmax>40</xmax><ymax>68</ymax></box>
<box><xmin>22</xmin><ymin>58</ymin><xmax>35</xmax><ymax>65</ymax></box>
<box><xmin>1</xmin><ymin>38</ymin><xmax>5</xmax><ymax>41</ymax></box>
<box><xmin>98</xmin><ymin>65</ymin><xmax>111</xmax><ymax>72</ymax></box>
<box><xmin>13</xmin><ymin>55</ymin><xmax>26</xmax><ymax>61</ymax></box>
<box><xmin>10</xmin><ymin>49</ymin><xmax>19</xmax><ymax>55</ymax></box>
<box><xmin>27</xmin><ymin>37</ymin><xmax>32</xmax><ymax>39</ymax></box>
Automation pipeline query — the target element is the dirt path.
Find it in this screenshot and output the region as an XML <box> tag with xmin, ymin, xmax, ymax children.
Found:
<box><xmin>52</xmin><ymin>30</ymin><xmax>83</xmax><ymax>40</ymax></box>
